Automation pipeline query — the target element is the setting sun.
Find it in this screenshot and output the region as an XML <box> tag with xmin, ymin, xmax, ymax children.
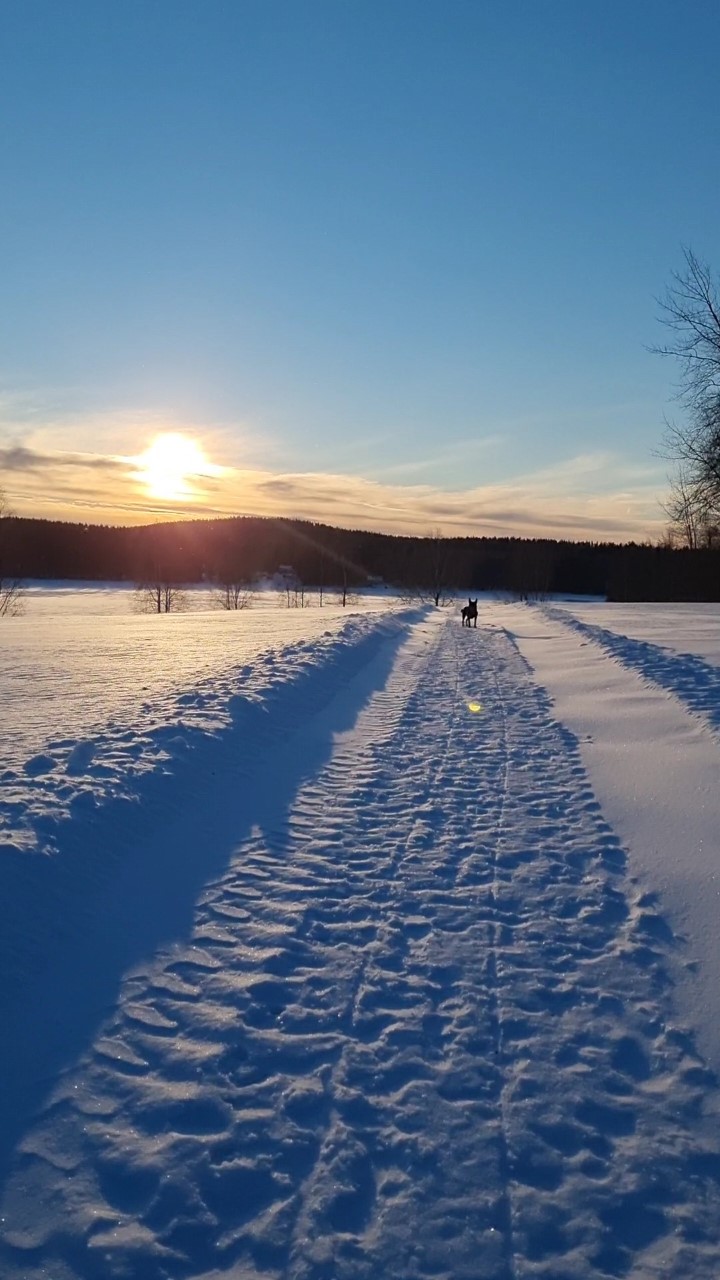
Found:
<box><xmin>135</xmin><ymin>433</ymin><xmax>212</xmax><ymax>501</ymax></box>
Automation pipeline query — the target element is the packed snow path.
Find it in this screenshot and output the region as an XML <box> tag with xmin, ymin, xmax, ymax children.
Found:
<box><xmin>2</xmin><ymin>614</ymin><xmax>720</xmax><ymax>1279</ymax></box>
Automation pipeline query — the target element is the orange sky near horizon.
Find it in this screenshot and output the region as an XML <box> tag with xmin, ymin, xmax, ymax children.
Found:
<box><xmin>1</xmin><ymin>431</ymin><xmax>666</xmax><ymax>543</ymax></box>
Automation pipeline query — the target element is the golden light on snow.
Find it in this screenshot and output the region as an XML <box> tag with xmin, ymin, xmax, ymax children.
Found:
<box><xmin>135</xmin><ymin>433</ymin><xmax>214</xmax><ymax>501</ymax></box>
<box><xmin>467</xmin><ymin>701</ymin><xmax>483</xmax><ymax>714</ymax></box>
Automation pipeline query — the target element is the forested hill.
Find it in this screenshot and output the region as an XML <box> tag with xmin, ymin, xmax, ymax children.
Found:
<box><xmin>1</xmin><ymin>514</ymin><xmax>719</xmax><ymax>601</ymax></box>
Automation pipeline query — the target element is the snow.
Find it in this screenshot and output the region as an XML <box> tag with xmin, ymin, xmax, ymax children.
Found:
<box><xmin>549</xmin><ymin>600</ymin><xmax>720</xmax><ymax>666</ymax></box>
<box><xmin>503</xmin><ymin>603</ymin><xmax>720</xmax><ymax>1069</ymax></box>
<box><xmin>2</xmin><ymin>587</ymin><xmax>720</xmax><ymax>1278</ymax></box>
<box><xmin>1</xmin><ymin>588</ymin><xmax>398</xmax><ymax>850</ymax></box>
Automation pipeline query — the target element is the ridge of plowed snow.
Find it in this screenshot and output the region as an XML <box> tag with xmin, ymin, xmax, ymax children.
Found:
<box><xmin>504</xmin><ymin>602</ymin><xmax>720</xmax><ymax>1075</ymax></box>
<box><xmin>0</xmin><ymin>608</ymin><xmax>414</xmax><ymax>853</ymax></box>
<box><xmin>540</xmin><ymin>603</ymin><xmax>720</xmax><ymax>739</ymax></box>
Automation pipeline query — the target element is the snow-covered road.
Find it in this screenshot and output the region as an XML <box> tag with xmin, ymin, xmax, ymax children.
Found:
<box><xmin>2</xmin><ymin>605</ymin><xmax>720</xmax><ymax>1279</ymax></box>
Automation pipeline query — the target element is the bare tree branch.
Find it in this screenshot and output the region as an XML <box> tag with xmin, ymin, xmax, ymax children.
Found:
<box><xmin>652</xmin><ymin>249</ymin><xmax>720</xmax><ymax>407</ymax></box>
<box><xmin>134</xmin><ymin>578</ymin><xmax>187</xmax><ymax>613</ymax></box>
<box><xmin>654</xmin><ymin>250</ymin><xmax>720</xmax><ymax>535</ymax></box>
<box><xmin>214</xmin><ymin>580</ymin><xmax>253</xmax><ymax>610</ymax></box>
<box><xmin>0</xmin><ymin>488</ymin><xmax>25</xmax><ymax>617</ymax></box>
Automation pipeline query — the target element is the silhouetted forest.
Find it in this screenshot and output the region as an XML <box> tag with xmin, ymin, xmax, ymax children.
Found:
<box><xmin>1</xmin><ymin>514</ymin><xmax>719</xmax><ymax>601</ymax></box>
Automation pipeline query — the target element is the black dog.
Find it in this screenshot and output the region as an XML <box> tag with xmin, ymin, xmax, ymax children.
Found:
<box><xmin>461</xmin><ymin>598</ymin><xmax>478</xmax><ymax>627</ymax></box>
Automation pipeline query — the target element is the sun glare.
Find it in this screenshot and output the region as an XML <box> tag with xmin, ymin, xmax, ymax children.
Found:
<box><xmin>136</xmin><ymin>433</ymin><xmax>211</xmax><ymax>501</ymax></box>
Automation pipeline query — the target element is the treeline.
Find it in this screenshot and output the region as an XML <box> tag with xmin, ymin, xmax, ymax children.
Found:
<box><xmin>1</xmin><ymin>514</ymin><xmax>719</xmax><ymax>601</ymax></box>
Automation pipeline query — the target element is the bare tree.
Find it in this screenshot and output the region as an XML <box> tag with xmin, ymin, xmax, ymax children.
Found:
<box><xmin>654</xmin><ymin>249</ymin><xmax>720</xmax><ymax>538</ymax></box>
<box><xmin>424</xmin><ymin>529</ymin><xmax>457</xmax><ymax>607</ymax></box>
<box><xmin>0</xmin><ymin>576</ymin><xmax>24</xmax><ymax>617</ymax></box>
<box><xmin>662</xmin><ymin>468</ymin><xmax>707</xmax><ymax>549</ymax></box>
<box><xmin>399</xmin><ymin>530</ymin><xmax>457</xmax><ymax>606</ymax></box>
<box><xmin>654</xmin><ymin>249</ymin><xmax>720</xmax><ymax>407</ymax></box>
<box><xmin>214</xmin><ymin>580</ymin><xmax>253</xmax><ymax>610</ymax></box>
<box><xmin>0</xmin><ymin>488</ymin><xmax>25</xmax><ymax>617</ymax></box>
<box><xmin>318</xmin><ymin>552</ymin><xmax>326</xmax><ymax>606</ymax></box>
<box><xmin>276</xmin><ymin>566</ymin><xmax>307</xmax><ymax>607</ymax></box>
<box><xmin>135</xmin><ymin>577</ymin><xmax>187</xmax><ymax>613</ymax></box>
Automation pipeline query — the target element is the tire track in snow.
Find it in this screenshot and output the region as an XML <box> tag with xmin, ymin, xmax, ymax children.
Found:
<box><xmin>284</xmin><ymin>621</ymin><xmax>502</xmax><ymax>1280</ymax></box>
<box><xmin>467</xmin><ymin>625</ymin><xmax>720</xmax><ymax>1278</ymax></box>
<box><xmin>539</xmin><ymin>603</ymin><xmax>720</xmax><ymax>740</ymax></box>
<box><xmin>2</xmin><ymin>619</ymin><xmax>720</xmax><ymax>1279</ymax></box>
<box><xmin>474</xmin><ymin>623</ymin><xmax>519</xmax><ymax>1280</ymax></box>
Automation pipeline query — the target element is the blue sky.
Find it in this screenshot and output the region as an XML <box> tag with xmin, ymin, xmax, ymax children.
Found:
<box><xmin>1</xmin><ymin>0</ymin><xmax>719</xmax><ymax>538</ymax></box>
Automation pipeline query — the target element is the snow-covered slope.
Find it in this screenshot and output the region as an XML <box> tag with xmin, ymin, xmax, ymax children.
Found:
<box><xmin>1</xmin><ymin>598</ymin><xmax>398</xmax><ymax>851</ymax></box>
<box><xmin>2</xmin><ymin>594</ymin><xmax>720</xmax><ymax>1278</ymax></box>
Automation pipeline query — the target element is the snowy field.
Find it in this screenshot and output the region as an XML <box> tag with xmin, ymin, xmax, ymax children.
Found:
<box><xmin>2</xmin><ymin>587</ymin><xmax>720</xmax><ymax>1278</ymax></box>
<box><xmin>2</xmin><ymin>584</ymin><xmax>397</xmax><ymax>846</ymax></box>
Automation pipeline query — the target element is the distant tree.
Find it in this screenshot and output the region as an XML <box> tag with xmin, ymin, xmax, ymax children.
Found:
<box><xmin>400</xmin><ymin>530</ymin><xmax>457</xmax><ymax>606</ymax></box>
<box><xmin>661</xmin><ymin>467</ymin><xmax>716</xmax><ymax>549</ymax></box>
<box><xmin>332</xmin><ymin>565</ymin><xmax>362</xmax><ymax>608</ymax></box>
<box><xmin>211</xmin><ymin>540</ymin><xmax>256</xmax><ymax>610</ymax></box>
<box><xmin>0</xmin><ymin>489</ymin><xmax>25</xmax><ymax>616</ymax></box>
<box><xmin>507</xmin><ymin>540</ymin><xmax>554</xmax><ymax>601</ymax></box>
<box><xmin>654</xmin><ymin>248</ymin><xmax>720</xmax><ymax>541</ymax></box>
<box><xmin>423</xmin><ymin>529</ymin><xmax>457</xmax><ymax>606</ymax></box>
<box><xmin>214</xmin><ymin>579</ymin><xmax>253</xmax><ymax>610</ymax></box>
<box><xmin>0</xmin><ymin>573</ymin><xmax>24</xmax><ymax>617</ymax></box>
<box><xmin>317</xmin><ymin>551</ymin><xmax>327</xmax><ymax>606</ymax></box>
<box><xmin>276</xmin><ymin>565</ymin><xmax>307</xmax><ymax>607</ymax></box>
<box><xmin>135</xmin><ymin>576</ymin><xmax>187</xmax><ymax>613</ymax></box>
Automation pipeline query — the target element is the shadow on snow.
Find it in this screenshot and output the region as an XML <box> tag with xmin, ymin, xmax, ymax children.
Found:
<box><xmin>0</xmin><ymin>612</ymin><xmax>417</xmax><ymax>1190</ymax></box>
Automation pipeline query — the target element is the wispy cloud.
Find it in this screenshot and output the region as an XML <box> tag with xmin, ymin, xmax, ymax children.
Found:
<box><xmin>0</xmin><ymin>445</ymin><xmax>126</xmax><ymax>474</ymax></box>
<box><xmin>0</xmin><ymin>441</ymin><xmax>666</xmax><ymax>541</ymax></box>
<box><xmin>0</xmin><ymin>385</ymin><xmax>270</xmax><ymax>469</ymax></box>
